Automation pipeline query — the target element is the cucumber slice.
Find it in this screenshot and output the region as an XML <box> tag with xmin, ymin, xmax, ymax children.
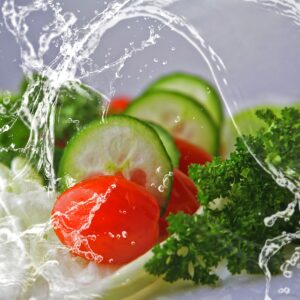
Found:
<box><xmin>293</xmin><ymin>102</ymin><xmax>300</xmax><ymax>110</ymax></box>
<box><xmin>146</xmin><ymin>73</ymin><xmax>223</xmax><ymax>127</ymax></box>
<box><xmin>11</xmin><ymin>156</ymin><xmax>44</xmax><ymax>185</ymax></box>
<box><xmin>147</xmin><ymin>122</ymin><xmax>179</xmax><ymax>168</ymax></box>
<box><xmin>125</xmin><ymin>91</ymin><xmax>219</xmax><ymax>156</ymax></box>
<box><xmin>222</xmin><ymin>105</ymin><xmax>282</xmax><ymax>158</ymax></box>
<box><xmin>0</xmin><ymin>162</ymin><xmax>13</xmax><ymax>192</ymax></box>
<box><xmin>59</xmin><ymin>115</ymin><xmax>173</xmax><ymax>211</ymax></box>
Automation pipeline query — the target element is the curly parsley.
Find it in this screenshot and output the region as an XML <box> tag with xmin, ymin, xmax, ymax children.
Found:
<box><xmin>145</xmin><ymin>107</ymin><xmax>300</xmax><ymax>285</ymax></box>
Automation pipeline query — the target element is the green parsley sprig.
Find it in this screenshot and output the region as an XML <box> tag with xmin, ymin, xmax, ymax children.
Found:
<box><xmin>145</xmin><ymin>107</ymin><xmax>300</xmax><ymax>285</ymax></box>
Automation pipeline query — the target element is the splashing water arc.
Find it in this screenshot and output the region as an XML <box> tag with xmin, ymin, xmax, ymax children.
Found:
<box><xmin>0</xmin><ymin>0</ymin><xmax>299</xmax><ymax>299</ymax></box>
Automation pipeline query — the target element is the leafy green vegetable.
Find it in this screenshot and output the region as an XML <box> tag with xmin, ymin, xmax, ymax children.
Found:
<box><xmin>145</xmin><ymin>107</ymin><xmax>300</xmax><ymax>285</ymax></box>
<box><xmin>0</xmin><ymin>75</ymin><xmax>103</xmax><ymax>170</ymax></box>
<box><xmin>0</xmin><ymin>92</ymin><xmax>28</xmax><ymax>166</ymax></box>
<box><xmin>254</xmin><ymin>108</ymin><xmax>300</xmax><ymax>183</ymax></box>
<box><xmin>20</xmin><ymin>75</ymin><xmax>103</xmax><ymax>143</ymax></box>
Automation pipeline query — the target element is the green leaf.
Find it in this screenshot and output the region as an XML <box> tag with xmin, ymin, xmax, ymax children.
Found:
<box><xmin>146</xmin><ymin>107</ymin><xmax>300</xmax><ymax>285</ymax></box>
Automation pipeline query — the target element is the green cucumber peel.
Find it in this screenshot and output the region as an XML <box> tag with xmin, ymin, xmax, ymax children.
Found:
<box><xmin>58</xmin><ymin>115</ymin><xmax>173</xmax><ymax>213</ymax></box>
<box><xmin>126</xmin><ymin>90</ymin><xmax>220</xmax><ymax>156</ymax></box>
<box><xmin>146</xmin><ymin>72</ymin><xmax>223</xmax><ymax>128</ymax></box>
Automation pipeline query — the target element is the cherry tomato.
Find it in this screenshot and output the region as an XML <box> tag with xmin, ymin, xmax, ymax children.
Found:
<box><xmin>174</xmin><ymin>137</ymin><xmax>212</xmax><ymax>175</ymax></box>
<box><xmin>52</xmin><ymin>175</ymin><xmax>159</xmax><ymax>265</ymax></box>
<box><xmin>108</xmin><ymin>97</ymin><xmax>131</xmax><ymax>114</ymax></box>
<box><xmin>159</xmin><ymin>169</ymin><xmax>200</xmax><ymax>236</ymax></box>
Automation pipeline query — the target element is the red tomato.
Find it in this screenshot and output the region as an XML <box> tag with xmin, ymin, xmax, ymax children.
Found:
<box><xmin>174</xmin><ymin>137</ymin><xmax>212</xmax><ymax>175</ymax></box>
<box><xmin>52</xmin><ymin>175</ymin><xmax>159</xmax><ymax>265</ymax></box>
<box><xmin>108</xmin><ymin>97</ymin><xmax>130</xmax><ymax>114</ymax></box>
<box><xmin>159</xmin><ymin>169</ymin><xmax>200</xmax><ymax>236</ymax></box>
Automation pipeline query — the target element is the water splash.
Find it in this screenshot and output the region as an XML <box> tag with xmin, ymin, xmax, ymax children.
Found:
<box><xmin>0</xmin><ymin>0</ymin><xmax>232</xmax><ymax>298</ymax></box>
<box><xmin>223</xmin><ymin>1</ymin><xmax>300</xmax><ymax>298</ymax></box>
<box><xmin>1</xmin><ymin>0</ymin><xmax>300</xmax><ymax>299</ymax></box>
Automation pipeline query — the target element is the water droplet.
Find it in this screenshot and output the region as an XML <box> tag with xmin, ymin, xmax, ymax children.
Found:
<box><xmin>278</xmin><ymin>287</ymin><xmax>290</xmax><ymax>294</ymax></box>
<box><xmin>131</xmin><ymin>241</ymin><xmax>136</xmax><ymax>246</ymax></box>
<box><xmin>156</xmin><ymin>166</ymin><xmax>162</xmax><ymax>174</ymax></box>
<box><xmin>174</xmin><ymin>115</ymin><xmax>181</xmax><ymax>123</ymax></box>
<box><xmin>153</xmin><ymin>58</ymin><xmax>158</xmax><ymax>63</ymax></box>
<box><xmin>283</xmin><ymin>270</ymin><xmax>292</xmax><ymax>278</ymax></box>
<box><xmin>0</xmin><ymin>105</ymin><xmax>6</xmax><ymax>114</ymax></box>
<box><xmin>85</xmin><ymin>252</ymin><xmax>93</xmax><ymax>260</ymax></box>
<box><xmin>122</xmin><ymin>231</ymin><xmax>127</xmax><ymax>238</ymax></box>
<box><xmin>158</xmin><ymin>185</ymin><xmax>164</xmax><ymax>192</ymax></box>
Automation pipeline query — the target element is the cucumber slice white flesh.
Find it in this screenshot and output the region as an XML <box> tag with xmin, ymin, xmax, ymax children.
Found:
<box><xmin>11</xmin><ymin>156</ymin><xmax>44</xmax><ymax>185</ymax></box>
<box><xmin>146</xmin><ymin>73</ymin><xmax>223</xmax><ymax>127</ymax></box>
<box><xmin>147</xmin><ymin>122</ymin><xmax>179</xmax><ymax>168</ymax></box>
<box><xmin>59</xmin><ymin>115</ymin><xmax>173</xmax><ymax>211</ymax></box>
<box><xmin>222</xmin><ymin>105</ymin><xmax>282</xmax><ymax>158</ymax></box>
<box><xmin>126</xmin><ymin>91</ymin><xmax>219</xmax><ymax>156</ymax></box>
<box><xmin>0</xmin><ymin>162</ymin><xmax>13</xmax><ymax>192</ymax></box>
<box><xmin>10</xmin><ymin>157</ymin><xmax>44</xmax><ymax>193</ymax></box>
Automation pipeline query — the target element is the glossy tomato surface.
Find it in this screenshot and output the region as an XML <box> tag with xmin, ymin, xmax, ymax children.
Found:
<box><xmin>52</xmin><ymin>175</ymin><xmax>159</xmax><ymax>265</ymax></box>
<box><xmin>108</xmin><ymin>97</ymin><xmax>130</xmax><ymax>114</ymax></box>
<box><xmin>159</xmin><ymin>169</ymin><xmax>200</xmax><ymax>236</ymax></box>
<box><xmin>174</xmin><ymin>137</ymin><xmax>212</xmax><ymax>175</ymax></box>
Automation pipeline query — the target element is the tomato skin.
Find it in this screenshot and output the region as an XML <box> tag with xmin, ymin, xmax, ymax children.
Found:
<box><xmin>159</xmin><ymin>169</ymin><xmax>200</xmax><ymax>236</ymax></box>
<box><xmin>108</xmin><ymin>97</ymin><xmax>131</xmax><ymax>114</ymax></box>
<box><xmin>52</xmin><ymin>176</ymin><xmax>159</xmax><ymax>265</ymax></box>
<box><xmin>174</xmin><ymin>137</ymin><xmax>212</xmax><ymax>175</ymax></box>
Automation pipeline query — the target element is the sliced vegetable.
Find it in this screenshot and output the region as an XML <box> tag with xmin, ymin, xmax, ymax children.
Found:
<box><xmin>159</xmin><ymin>169</ymin><xmax>199</xmax><ymax>237</ymax></box>
<box><xmin>0</xmin><ymin>162</ymin><xmax>13</xmax><ymax>192</ymax></box>
<box><xmin>148</xmin><ymin>122</ymin><xmax>180</xmax><ymax>168</ymax></box>
<box><xmin>222</xmin><ymin>105</ymin><xmax>281</xmax><ymax>157</ymax></box>
<box><xmin>0</xmin><ymin>156</ymin><xmax>44</xmax><ymax>194</ymax></box>
<box><xmin>174</xmin><ymin>137</ymin><xmax>212</xmax><ymax>175</ymax></box>
<box><xmin>125</xmin><ymin>91</ymin><xmax>219</xmax><ymax>156</ymax></box>
<box><xmin>146</xmin><ymin>72</ymin><xmax>223</xmax><ymax>127</ymax></box>
<box><xmin>293</xmin><ymin>101</ymin><xmax>300</xmax><ymax>111</ymax></box>
<box><xmin>52</xmin><ymin>175</ymin><xmax>160</xmax><ymax>264</ymax></box>
<box><xmin>11</xmin><ymin>156</ymin><xmax>43</xmax><ymax>185</ymax></box>
<box><xmin>99</xmin><ymin>251</ymin><xmax>157</xmax><ymax>299</ymax></box>
<box><xmin>59</xmin><ymin>115</ymin><xmax>173</xmax><ymax>211</ymax></box>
